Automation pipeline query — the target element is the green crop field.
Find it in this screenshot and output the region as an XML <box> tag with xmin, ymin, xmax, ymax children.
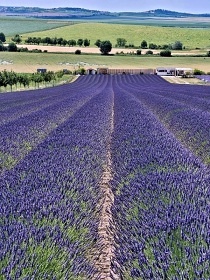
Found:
<box><xmin>0</xmin><ymin>17</ymin><xmax>72</xmax><ymax>36</ymax></box>
<box><xmin>0</xmin><ymin>52</ymin><xmax>209</xmax><ymax>73</ymax></box>
<box><xmin>20</xmin><ymin>22</ymin><xmax>210</xmax><ymax>49</ymax></box>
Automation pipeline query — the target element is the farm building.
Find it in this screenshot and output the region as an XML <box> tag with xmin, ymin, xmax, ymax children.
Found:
<box><xmin>97</xmin><ymin>68</ymin><xmax>109</xmax><ymax>75</ymax></box>
<box><xmin>156</xmin><ymin>67</ymin><xmax>193</xmax><ymax>76</ymax></box>
<box><xmin>37</xmin><ymin>68</ymin><xmax>47</xmax><ymax>73</ymax></box>
<box><xmin>175</xmin><ymin>68</ymin><xmax>193</xmax><ymax>77</ymax></box>
<box><xmin>97</xmin><ymin>68</ymin><xmax>155</xmax><ymax>75</ymax></box>
<box><xmin>86</xmin><ymin>68</ymin><xmax>97</xmax><ymax>75</ymax></box>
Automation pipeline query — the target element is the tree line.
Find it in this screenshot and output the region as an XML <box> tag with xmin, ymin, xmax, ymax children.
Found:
<box><xmin>1</xmin><ymin>32</ymin><xmax>210</xmax><ymax>57</ymax></box>
<box><xmin>0</xmin><ymin>32</ymin><xmax>184</xmax><ymax>51</ymax></box>
<box><xmin>0</xmin><ymin>69</ymin><xmax>73</xmax><ymax>92</ymax></box>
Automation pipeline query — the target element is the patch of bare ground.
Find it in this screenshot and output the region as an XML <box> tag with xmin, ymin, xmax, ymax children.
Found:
<box><xmin>93</xmin><ymin>90</ymin><xmax>120</xmax><ymax>280</ymax></box>
<box><xmin>163</xmin><ymin>76</ymin><xmax>210</xmax><ymax>85</ymax></box>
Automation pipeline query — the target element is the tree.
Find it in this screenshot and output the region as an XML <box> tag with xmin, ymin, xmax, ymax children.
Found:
<box><xmin>84</xmin><ymin>39</ymin><xmax>90</xmax><ymax>47</ymax></box>
<box><xmin>0</xmin><ymin>41</ymin><xmax>6</xmax><ymax>51</ymax></box>
<box><xmin>41</xmin><ymin>37</ymin><xmax>52</xmax><ymax>45</ymax></box>
<box><xmin>141</xmin><ymin>40</ymin><xmax>148</xmax><ymax>49</ymax></box>
<box><xmin>31</xmin><ymin>73</ymin><xmax>44</xmax><ymax>88</ymax></box>
<box><xmin>57</xmin><ymin>37</ymin><xmax>64</xmax><ymax>46</ymax></box>
<box><xmin>7</xmin><ymin>42</ymin><xmax>17</xmax><ymax>52</ymax></box>
<box><xmin>161</xmin><ymin>44</ymin><xmax>171</xmax><ymax>50</ymax></box>
<box><xmin>149</xmin><ymin>43</ymin><xmax>158</xmax><ymax>49</ymax></box>
<box><xmin>1</xmin><ymin>70</ymin><xmax>8</xmax><ymax>90</ymax></box>
<box><xmin>136</xmin><ymin>50</ymin><xmax>141</xmax><ymax>55</ymax></box>
<box><xmin>68</xmin><ymin>39</ymin><xmax>76</xmax><ymax>47</ymax></box>
<box><xmin>25</xmin><ymin>37</ymin><xmax>33</xmax><ymax>44</ymax></box>
<box><xmin>116</xmin><ymin>38</ymin><xmax>127</xmax><ymax>47</ymax></box>
<box><xmin>95</xmin><ymin>39</ymin><xmax>101</xmax><ymax>48</ymax></box>
<box><xmin>172</xmin><ymin>41</ymin><xmax>183</xmax><ymax>50</ymax></box>
<box><xmin>0</xmin><ymin>32</ymin><xmax>6</xmax><ymax>43</ymax></box>
<box><xmin>77</xmin><ymin>39</ymin><xmax>83</xmax><ymax>47</ymax></box>
<box><xmin>34</xmin><ymin>37</ymin><xmax>42</xmax><ymax>45</ymax></box>
<box><xmin>7</xmin><ymin>71</ymin><xmax>18</xmax><ymax>91</ymax></box>
<box><xmin>12</xmin><ymin>34</ymin><xmax>22</xmax><ymax>44</ymax></box>
<box><xmin>0</xmin><ymin>72</ymin><xmax>4</xmax><ymax>90</ymax></box>
<box><xmin>43</xmin><ymin>71</ymin><xmax>55</xmax><ymax>85</ymax></box>
<box><xmin>18</xmin><ymin>73</ymin><xmax>30</xmax><ymax>88</ymax></box>
<box><xmin>100</xmin><ymin>40</ymin><xmax>112</xmax><ymax>55</ymax></box>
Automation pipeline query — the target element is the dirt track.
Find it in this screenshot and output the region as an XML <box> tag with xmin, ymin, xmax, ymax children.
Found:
<box><xmin>18</xmin><ymin>44</ymin><xmax>207</xmax><ymax>56</ymax></box>
<box><xmin>17</xmin><ymin>44</ymin><xmax>138</xmax><ymax>54</ymax></box>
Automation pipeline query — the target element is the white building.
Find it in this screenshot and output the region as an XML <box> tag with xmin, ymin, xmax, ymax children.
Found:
<box><xmin>156</xmin><ymin>67</ymin><xmax>193</xmax><ymax>76</ymax></box>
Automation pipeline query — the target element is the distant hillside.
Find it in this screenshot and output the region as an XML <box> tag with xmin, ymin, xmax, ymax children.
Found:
<box><xmin>0</xmin><ymin>6</ymin><xmax>210</xmax><ymax>19</ymax></box>
<box><xmin>119</xmin><ymin>9</ymin><xmax>210</xmax><ymax>17</ymax></box>
<box><xmin>0</xmin><ymin>6</ymin><xmax>114</xmax><ymax>19</ymax></box>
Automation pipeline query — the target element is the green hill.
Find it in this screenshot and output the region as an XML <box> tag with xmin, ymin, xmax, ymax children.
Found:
<box><xmin>21</xmin><ymin>22</ymin><xmax>210</xmax><ymax>49</ymax></box>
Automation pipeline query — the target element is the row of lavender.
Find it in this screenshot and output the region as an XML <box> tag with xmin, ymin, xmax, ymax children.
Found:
<box><xmin>116</xmin><ymin>74</ymin><xmax>210</xmax><ymax>166</ymax></box>
<box><xmin>0</xmin><ymin>76</ymin><xmax>113</xmax><ymax>279</ymax></box>
<box><xmin>0</xmin><ymin>76</ymin><xmax>105</xmax><ymax>174</ymax></box>
<box><xmin>111</xmin><ymin>75</ymin><xmax>210</xmax><ymax>279</ymax></box>
<box><xmin>1</xmin><ymin>74</ymin><xmax>210</xmax><ymax>279</ymax></box>
<box><xmin>195</xmin><ymin>75</ymin><xmax>210</xmax><ymax>83</ymax></box>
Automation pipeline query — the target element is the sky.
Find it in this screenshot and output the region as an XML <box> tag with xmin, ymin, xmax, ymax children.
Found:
<box><xmin>0</xmin><ymin>0</ymin><xmax>210</xmax><ymax>14</ymax></box>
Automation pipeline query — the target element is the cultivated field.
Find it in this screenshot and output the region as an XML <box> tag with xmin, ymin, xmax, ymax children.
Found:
<box><xmin>0</xmin><ymin>51</ymin><xmax>210</xmax><ymax>73</ymax></box>
<box><xmin>19</xmin><ymin>22</ymin><xmax>210</xmax><ymax>49</ymax></box>
<box><xmin>0</xmin><ymin>17</ymin><xmax>70</xmax><ymax>36</ymax></box>
<box><xmin>0</xmin><ymin>75</ymin><xmax>209</xmax><ymax>279</ymax></box>
<box><xmin>1</xmin><ymin>16</ymin><xmax>210</xmax><ymax>75</ymax></box>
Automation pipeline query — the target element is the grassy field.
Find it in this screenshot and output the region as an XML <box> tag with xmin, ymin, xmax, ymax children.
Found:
<box><xmin>100</xmin><ymin>17</ymin><xmax>210</xmax><ymax>28</ymax></box>
<box><xmin>0</xmin><ymin>52</ymin><xmax>209</xmax><ymax>73</ymax></box>
<box><xmin>19</xmin><ymin>22</ymin><xmax>210</xmax><ymax>49</ymax></box>
<box><xmin>72</xmin><ymin>16</ymin><xmax>210</xmax><ymax>28</ymax></box>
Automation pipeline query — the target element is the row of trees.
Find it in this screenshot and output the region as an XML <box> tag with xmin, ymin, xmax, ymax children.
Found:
<box><xmin>0</xmin><ymin>70</ymin><xmax>61</xmax><ymax>91</ymax></box>
<box><xmin>0</xmin><ymin>67</ymin><xmax>91</xmax><ymax>92</ymax></box>
<box><xmin>8</xmin><ymin>32</ymin><xmax>184</xmax><ymax>51</ymax></box>
<box><xmin>114</xmin><ymin>38</ymin><xmax>183</xmax><ymax>50</ymax></box>
<box><xmin>24</xmin><ymin>36</ymin><xmax>91</xmax><ymax>47</ymax></box>
<box><xmin>0</xmin><ymin>42</ymin><xmax>18</xmax><ymax>52</ymax></box>
<box><xmin>139</xmin><ymin>40</ymin><xmax>183</xmax><ymax>50</ymax></box>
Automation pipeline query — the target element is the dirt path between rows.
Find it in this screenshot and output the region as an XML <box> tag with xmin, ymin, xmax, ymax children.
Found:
<box><xmin>93</xmin><ymin>89</ymin><xmax>120</xmax><ymax>279</ymax></box>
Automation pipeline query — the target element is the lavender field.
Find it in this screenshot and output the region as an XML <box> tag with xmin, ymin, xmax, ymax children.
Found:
<box><xmin>0</xmin><ymin>75</ymin><xmax>209</xmax><ymax>279</ymax></box>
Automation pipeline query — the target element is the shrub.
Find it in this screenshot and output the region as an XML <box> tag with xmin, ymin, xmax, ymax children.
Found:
<box><xmin>17</xmin><ymin>47</ymin><xmax>29</xmax><ymax>52</ymax></box>
<box><xmin>136</xmin><ymin>50</ymin><xmax>141</xmax><ymax>55</ymax></box>
<box><xmin>75</xmin><ymin>49</ymin><xmax>81</xmax><ymax>55</ymax></box>
<box><xmin>149</xmin><ymin>43</ymin><xmax>158</xmax><ymax>49</ymax></box>
<box><xmin>146</xmin><ymin>50</ymin><xmax>153</xmax><ymax>55</ymax></box>
<box><xmin>8</xmin><ymin>42</ymin><xmax>18</xmax><ymax>52</ymax></box>
<box><xmin>194</xmin><ymin>69</ymin><xmax>205</xmax><ymax>75</ymax></box>
<box><xmin>0</xmin><ymin>43</ymin><xmax>7</xmax><ymax>51</ymax></box>
<box><xmin>160</xmin><ymin>50</ymin><xmax>171</xmax><ymax>57</ymax></box>
<box><xmin>31</xmin><ymin>49</ymin><xmax>42</xmax><ymax>53</ymax></box>
<box><xmin>172</xmin><ymin>41</ymin><xmax>183</xmax><ymax>50</ymax></box>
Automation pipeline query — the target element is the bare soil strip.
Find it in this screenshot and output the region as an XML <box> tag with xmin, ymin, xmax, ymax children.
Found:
<box><xmin>94</xmin><ymin>90</ymin><xmax>120</xmax><ymax>279</ymax></box>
